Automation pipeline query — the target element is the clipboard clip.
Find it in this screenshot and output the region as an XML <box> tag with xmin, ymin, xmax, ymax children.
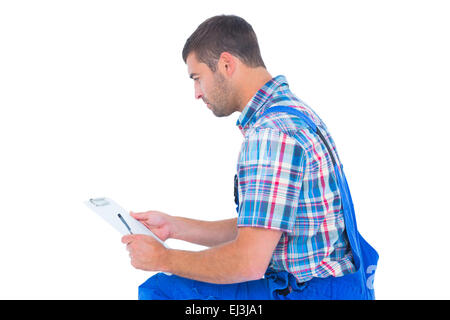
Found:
<box><xmin>89</xmin><ymin>198</ymin><xmax>110</xmax><ymax>207</ymax></box>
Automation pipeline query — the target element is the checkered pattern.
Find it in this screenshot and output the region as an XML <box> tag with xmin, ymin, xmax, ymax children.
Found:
<box><xmin>236</xmin><ymin>75</ymin><xmax>356</xmax><ymax>283</ymax></box>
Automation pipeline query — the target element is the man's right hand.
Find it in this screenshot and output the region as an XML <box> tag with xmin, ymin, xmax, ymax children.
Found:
<box><xmin>130</xmin><ymin>210</ymin><xmax>174</xmax><ymax>241</ymax></box>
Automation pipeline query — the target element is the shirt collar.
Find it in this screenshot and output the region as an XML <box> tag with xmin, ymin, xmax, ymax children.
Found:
<box><xmin>236</xmin><ymin>75</ymin><xmax>288</xmax><ymax>135</ymax></box>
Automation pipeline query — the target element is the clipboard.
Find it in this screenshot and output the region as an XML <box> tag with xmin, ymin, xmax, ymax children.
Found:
<box><xmin>84</xmin><ymin>197</ymin><xmax>168</xmax><ymax>248</ymax></box>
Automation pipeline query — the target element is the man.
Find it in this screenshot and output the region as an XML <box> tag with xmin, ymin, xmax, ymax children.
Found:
<box><xmin>121</xmin><ymin>15</ymin><xmax>378</xmax><ymax>300</ymax></box>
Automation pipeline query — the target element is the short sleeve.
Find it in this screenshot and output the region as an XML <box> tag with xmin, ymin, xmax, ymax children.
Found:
<box><xmin>236</xmin><ymin>129</ymin><xmax>305</xmax><ymax>233</ymax></box>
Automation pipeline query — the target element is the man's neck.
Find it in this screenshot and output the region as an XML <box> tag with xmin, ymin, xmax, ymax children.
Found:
<box><xmin>237</xmin><ymin>68</ymin><xmax>273</xmax><ymax>113</ymax></box>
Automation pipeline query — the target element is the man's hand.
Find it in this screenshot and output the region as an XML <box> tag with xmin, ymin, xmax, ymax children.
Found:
<box><xmin>130</xmin><ymin>210</ymin><xmax>174</xmax><ymax>241</ymax></box>
<box><xmin>121</xmin><ymin>234</ymin><xmax>168</xmax><ymax>272</ymax></box>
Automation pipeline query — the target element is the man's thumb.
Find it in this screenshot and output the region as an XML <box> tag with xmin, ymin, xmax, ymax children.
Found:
<box><xmin>130</xmin><ymin>211</ymin><xmax>149</xmax><ymax>220</ymax></box>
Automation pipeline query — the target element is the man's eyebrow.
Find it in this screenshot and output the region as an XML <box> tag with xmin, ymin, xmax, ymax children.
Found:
<box><xmin>189</xmin><ymin>73</ymin><xmax>199</xmax><ymax>79</ymax></box>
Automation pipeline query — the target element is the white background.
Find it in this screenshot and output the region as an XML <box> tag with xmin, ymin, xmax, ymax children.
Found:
<box><xmin>0</xmin><ymin>0</ymin><xmax>449</xmax><ymax>299</ymax></box>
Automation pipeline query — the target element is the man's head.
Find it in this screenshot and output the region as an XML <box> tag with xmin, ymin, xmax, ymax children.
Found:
<box><xmin>183</xmin><ymin>15</ymin><xmax>268</xmax><ymax>117</ymax></box>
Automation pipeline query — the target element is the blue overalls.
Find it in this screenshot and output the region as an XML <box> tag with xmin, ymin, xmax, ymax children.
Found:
<box><xmin>138</xmin><ymin>106</ymin><xmax>379</xmax><ymax>300</ymax></box>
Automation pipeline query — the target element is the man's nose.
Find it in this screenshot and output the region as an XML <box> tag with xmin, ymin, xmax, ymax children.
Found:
<box><xmin>194</xmin><ymin>82</ymin><xmax>203</xmax><ymax>100</ymax></box>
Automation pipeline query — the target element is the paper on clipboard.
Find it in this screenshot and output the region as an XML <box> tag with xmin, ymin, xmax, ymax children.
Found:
<box><xmin>84</xmin><ymin>197</ymin><xmax>168</xmax><ymax>248</ymax></box>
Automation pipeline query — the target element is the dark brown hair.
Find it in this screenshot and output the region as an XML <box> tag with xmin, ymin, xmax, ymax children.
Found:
<box><xmin>182</xmin><ymin>15</ymin><xmax>266</xmax><ymax>71</ymax></box>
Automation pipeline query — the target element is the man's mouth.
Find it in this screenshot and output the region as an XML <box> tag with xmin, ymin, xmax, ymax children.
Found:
<box><xmin>203</xmin><ymin>100</ymin><xmax>212</xmax><ymax>109</ymax></box>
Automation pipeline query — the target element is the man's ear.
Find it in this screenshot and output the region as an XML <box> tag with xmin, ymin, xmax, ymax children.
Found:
<box><xmin>218</xmin><ymin>52</ymin><xmax>236</xmax><ymax>77</ymax></box>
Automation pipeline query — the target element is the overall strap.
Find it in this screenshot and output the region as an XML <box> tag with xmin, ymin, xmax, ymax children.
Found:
<box><xmin>260</xmin><ymin>106</ymin><xmax>362</xmax><ymax>267</ymax></box>
<box><xmin>258</xmin><ymin>105</ymin><xmax>379</xmax><ymax>299</ymax></box>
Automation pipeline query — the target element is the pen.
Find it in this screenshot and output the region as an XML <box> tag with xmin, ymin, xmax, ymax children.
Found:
<box><xmin>117</xmin><ymin>213</ymin><xmax>133</xmax><ymax>234</ymax></box>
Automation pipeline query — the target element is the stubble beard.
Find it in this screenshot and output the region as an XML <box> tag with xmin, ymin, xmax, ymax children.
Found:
<box><xmin>207</xmin><ymin>73</ymin><xmax>239</xmax><ymax>118</ymax></box>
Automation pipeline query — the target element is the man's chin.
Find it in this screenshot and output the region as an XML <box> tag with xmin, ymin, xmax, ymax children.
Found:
<box><xmin>212</xmin><ymin>108</ymin><xmax>233</xmax><ymax>118</ymax></box>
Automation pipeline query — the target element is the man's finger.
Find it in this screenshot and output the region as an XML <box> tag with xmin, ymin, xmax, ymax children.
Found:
<box><xmin>121</xmin><ymin>234</ymin><xmax>135</xmax><ymax>244</ymax></box>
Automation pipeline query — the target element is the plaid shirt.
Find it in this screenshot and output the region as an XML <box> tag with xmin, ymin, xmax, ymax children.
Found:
<box><xmin>236</xmin><ymin>75</ymin><xmax>356</xmax><ymax>283</ymax></box>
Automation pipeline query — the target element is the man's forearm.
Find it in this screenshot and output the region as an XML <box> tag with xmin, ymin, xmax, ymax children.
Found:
<box><xmin>123</xmin><ymin>226</ymin><xmax>282</xmax><ymax>285</ymax></box>
<box><xmin>161</xmin><ymin>239</ymin><xmax>261</xmax><ymax>284</ymax></box>
<box><xmin>171</xmin><ymin>217</ymin><xmax>238</xmax><ymax>247</ymax></box>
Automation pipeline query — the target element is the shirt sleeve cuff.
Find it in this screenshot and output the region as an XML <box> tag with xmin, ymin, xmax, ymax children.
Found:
<box><xmin>237</xmin><ymin>216</ymin><xmax>294</xmax><ymax>233</ymax></box>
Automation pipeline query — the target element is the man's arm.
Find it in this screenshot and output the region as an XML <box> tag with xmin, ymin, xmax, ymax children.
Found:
<box><xmin>123</xmin><ymin>226</ymin><xmax>282</xmax><ymax>284</ymax></box>
<box><xmin>130</xmin><ymin>211</ymin><xmax>238</xmax><ymax>247</ymax></box>
<box><xmin>171</xmin><ymin>217</ymin><xmax>238</xmax><ymax>247</ymax></box>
